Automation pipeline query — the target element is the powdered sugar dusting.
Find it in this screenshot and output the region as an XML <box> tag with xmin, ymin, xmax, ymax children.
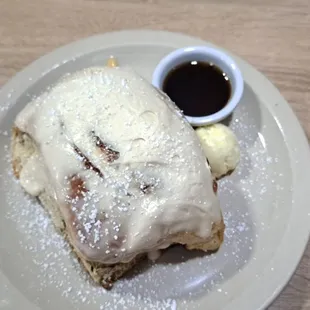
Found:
<box><xmin>0</xmin><ymin>87</ymin><xmax>291</xmax><ymax>309</ymax></box>
<box><xmin>3</xmin><ymin>168</ymin><xmax>178</xmax><ymax>310</ymax></box>
<box><xmin>15</xmin><ymin>66</ymin><xmax>221</xmax><ymax>266</ymax></box>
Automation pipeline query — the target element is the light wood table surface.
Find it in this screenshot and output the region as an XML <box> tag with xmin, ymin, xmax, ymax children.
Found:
<box><xmin>0</xmin><ymin>0</ymin><xmax>309</xmax><ymax>309</ymax></box>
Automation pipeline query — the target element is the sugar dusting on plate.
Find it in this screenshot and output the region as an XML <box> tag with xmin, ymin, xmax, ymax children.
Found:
<box><xmin>1</xmin><ymin>102</ymin><xmax>287</xmax><ymax>309</ymax></box>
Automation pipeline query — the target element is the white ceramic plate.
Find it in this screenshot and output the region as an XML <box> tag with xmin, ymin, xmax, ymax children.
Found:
<box><xmin>0</xmin><ymin>30</ymin><xmax>309</xmax><ymax>310</ymax></box>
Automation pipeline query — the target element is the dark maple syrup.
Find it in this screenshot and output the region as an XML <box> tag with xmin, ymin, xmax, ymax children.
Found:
<box><xmin>163</xmin><ymin>61</ymin><xmax>231</xmax><ymax>117</ymax></box>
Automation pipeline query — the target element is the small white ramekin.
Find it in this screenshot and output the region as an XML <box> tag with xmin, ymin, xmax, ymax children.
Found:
<box><xmin>152</xmin><ymin>46</ymin><xmax>244</xmax><ymax>126</ymax></box>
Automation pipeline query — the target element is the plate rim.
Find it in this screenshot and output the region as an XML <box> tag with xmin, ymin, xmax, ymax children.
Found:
<box><xmin>0</xmin><ymin>29</ymin><xmax>310</xmax><ymax>310</ymax></box>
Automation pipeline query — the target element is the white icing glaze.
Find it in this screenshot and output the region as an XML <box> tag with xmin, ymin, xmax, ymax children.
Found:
<box><xmin>19</xmin><ymin>154</ymin><xmax>46</xmax><ymax>196</ymax></box>
<box><xmin>15</xmin><ymin>67</ymin><xmax>222</xmax><ymax>264</ymax></box>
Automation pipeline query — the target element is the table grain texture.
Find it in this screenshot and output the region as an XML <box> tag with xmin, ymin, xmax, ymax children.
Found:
<box><xmin>0</xmin><ymin>0</ymin><xmax>309</xmax><ymax>309</ymax></box>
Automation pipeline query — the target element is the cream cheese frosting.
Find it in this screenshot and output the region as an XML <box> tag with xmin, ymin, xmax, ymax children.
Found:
<box><xmin>15</xmin><ymin>67</ymin><xmax>222</xmax><ymax>264</ymax></box>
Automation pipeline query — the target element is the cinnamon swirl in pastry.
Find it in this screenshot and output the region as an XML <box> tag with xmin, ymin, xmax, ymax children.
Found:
<box><xmin>11</xmin><ymin>66</ymin><xmax>224</xmax><ymax>288</ymax></box>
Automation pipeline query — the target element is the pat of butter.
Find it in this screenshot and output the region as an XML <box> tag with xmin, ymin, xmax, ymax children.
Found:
<box><xmin>196</xmin><ymin>124</ymin><xmax>240</xmax><ymax>179</ymax></box>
